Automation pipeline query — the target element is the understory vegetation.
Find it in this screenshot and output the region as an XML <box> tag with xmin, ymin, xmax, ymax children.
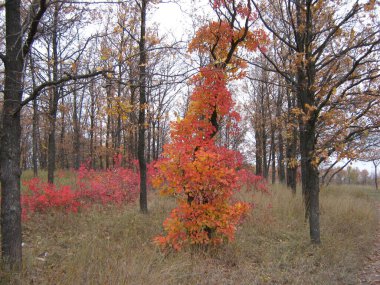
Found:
<box><xmin>1</xmin><ymin>171</ymin><xmax>377</xmax><ymax>285</ymax></box>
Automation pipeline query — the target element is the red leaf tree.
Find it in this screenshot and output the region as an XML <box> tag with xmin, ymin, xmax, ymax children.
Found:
<box><xmin>153</xmin><ymin>0</ymin><xmax>267</xmax><ymax>250</ymax></box>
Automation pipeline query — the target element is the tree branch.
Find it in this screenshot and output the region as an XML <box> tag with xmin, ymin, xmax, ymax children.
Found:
<box><xmin>14</xmin><ymin>70</ymin><xmax>111</xmax><ymax>115</ymax></box>
<box><xmin>22</xmin><ymin>0</ymin><xmax>48</xmax><ymax>58</ymax></box>
<box><xmin>0</xmin><ymin>52</ymin><xmax>5</xmax><ymax>64</ymax></box>
<box><xmin>250</xmin><ymin>0</ymin><xmax>297</xmax><ymax>51</ymax></box>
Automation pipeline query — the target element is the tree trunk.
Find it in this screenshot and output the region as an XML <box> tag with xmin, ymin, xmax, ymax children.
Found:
<box><xmin>374</xmin><ymin>162</ymin><xmax>378</xmax><ymax>190</ymax></box>
<box><xmin>152</xmin><ymin>121</ymin><xmax>156</xmax><ymax>161</ymax></box>
<box><xmin>276</xmin><ymin>86</ymin><xmax>285</xmax><ymax>183</ymax></box>
<box><xmin>39</xmin><ymin>136</ymin><xmax>47</xmax><ymax>169</ymax></box>
<box><xmin>270</xmin><ymin>126</ymin><xmax>276</xmax><ymax>184</ymax></box>
<box><xmin>73</xmin><ymin>84</ymin><xmax>81</xmax><ymax>169</ymax></box>
<box><xmin>277</xmin><ymin>131</ymin><xmax>285</xmax><ymax>183</ymax></box>
<box><xmin>1</xmin><ymin>0</ymin><xmax>23</xmax><ymax>269</ymax></box>
<box><xmin>30</xmin><ymin>56</ymin><xmax>39</xmax><ymax>177</ymax></box>
<box><xmin>90</xmin><ymin>81</ymin><xmax>96</xmax><ymax>169</ymax></box>
<box><xmin>138</xmin><ymin>0</ymin><xmax>148</xmax><ymax>213</ymax></box>
<box><xmin>147</xmin><ymin>118</ymin><xmax>151</xmax><ymax>163</ymax></box>
<box><xmin>105</xmin><ymin>79</ymin><xmax>112</xmax><ymax>169</ymax></box>
<box><xmin>299</xmin><ymin>122</ymin><xmax>320</xmax><ymax>244</ymax></box>
<box><xmin>59</xmin><ymin>96</ymin><xmax>66</xmax><ymax>169</ymax></box>
<box><xmin>99</xmin><ymin>123</ymin><xmax>104</xmax><ymax>169</ymax></box>
<box><xmin>116</xmin><ymin>63</ymin><xmax>122</xmax><ymax>152</ymax></box>
<box><xmin>156</xmin><ymin>119</ymin><xmax>160</xmax><ymax>160</ymax></box>
<box><xmin>32</xmin><ymin>98</ymin><xmax>39</xmax><ymax>177</ymax></box>
<box><xmin>255</xmin><ymin>128</ymin><xmax>263</xmax><ymax>176</ymax></box>
<box><xmin>262</xmin><ymin>128</ymin><xmax>268</xmax><ymax>179</ymax></box>
<box><xmin>47</xmin><ymin>3</ymin><xmax>60</xmax><ymax>184</ymax></box>
<box><xmin>286</xmin><ymin>135</ymin><xmax>297</xmax><ymax>194</ymax></box>
<box><xmin>286</xmin><ymin>89</ymin><xmax>297</xmax><ymax>193</ymax></box>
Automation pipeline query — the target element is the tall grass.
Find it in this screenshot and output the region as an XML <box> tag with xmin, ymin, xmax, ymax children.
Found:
<box><xmin>2</xmin><ymin>183</ymin><xmax>378</xmax><ymax>285</ymax></box>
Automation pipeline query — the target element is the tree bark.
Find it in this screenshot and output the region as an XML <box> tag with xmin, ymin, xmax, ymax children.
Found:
<box><xmin>286</xmin><ymin>92</ymin><xmax>297</xmax><ymax>194</ymax></box>
<box><xmin>1</xmin><ymin>0</ymin><xmax>23</xmax><ymax>269</ymax></box>
<box><xmin>105</xmin><ymin>78</ymin><xmax>112</xmax><ymax>169</ymax></box>
<box><xmin>277</xmin><ymin>130</ymin><xmax>285</xmax><ymax>183</ymax></box>
<box><xmin>73</xmin><ymin>83</ymin><xmax>81</xmax><ymax>169</ymax></box>
<box><xmin>286</xmin><ymin>134</ymin><xmax>297</xmax><ymax>194</ymax></box>
<box><xmin>299</xmin><ymin>122</ymin><xmax>320</xmax><ymax>244</ymax></box>
<box><xmin>59</xmin><ymin>96</ymin><xmax>66</xmax><ymax>169</ymax></box>
<box><xmin>152</xmin><ymin>121</ymin><xmax>156</xmax><ymax>160</ymax></box>
<box><xmin>262</xmin><ymin>121</ymin><xmax>268</xmax><ymax>179</ymax></box>
<box><xmin>156</xmin><ymin>119</ymin><xmax>161</xmax><ymax>160</ymax></box>
<box><xmin>47</xmin><ymin>3</ymin><xmax>60</xmax><ymax>184</ymax></box>
<box><xmin>255</xmin><ymin>128</ymin><xmax>263</xmax><ymax>176</ymax></box>
<box><xmin>116</xmin><ymin>62</ymin><xmax>122</xmax><ymax>152</ymax></box>
<box><xmin>147</xmin><ymin>118</ymin><xmax>152</xmax><ymax>163</ymax></box>
<box><xmin>30</xmin><ymin>56</ymin><xmax>39</xmax><ymax>177</ymax></box>
<box><xmin>276</xmin><ymin>87</ymin><xmax>285</xmax><ymax>183</ymax></box>
<box><xmin>270</xmin><ymin>125</ymin><xmax>276</xmax><ymax>184</ymax></box>
<box><xmin>374</xmin><ymin>162</ymin><xmax>378</xmax><ymax>190</ymax></box>
<box><xmin>138</xmin><ymin>0</ymin><xmax>148</xmax><ymax>213</ymax></box>
<box><xmin>90</xmin><ymin>81</ymin><xmax>96</xmax><ymax>168</ymax></box>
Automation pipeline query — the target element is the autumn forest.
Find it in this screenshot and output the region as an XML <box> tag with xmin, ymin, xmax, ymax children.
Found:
<box><xmin>0</xmin><ymin>0</ymin><xmax>380</xmax><ymax>284</ymax></box>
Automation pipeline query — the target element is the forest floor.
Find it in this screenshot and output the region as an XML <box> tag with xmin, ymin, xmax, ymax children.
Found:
<box><xmin>359</xmin><ymin>202</ymin><xmax>380</xmax><ymax>285</ymax></box>
<box><xmin>0</xmin><ymin>173</ymin><xmax>379</xmax><ymax>284</ymax></box>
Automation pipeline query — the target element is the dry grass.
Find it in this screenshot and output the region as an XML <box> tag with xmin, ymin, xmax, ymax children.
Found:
<box><xmin>1</xmin><ymin>183</ymin><xmax>378</xmax><ymax>285</ymax></box>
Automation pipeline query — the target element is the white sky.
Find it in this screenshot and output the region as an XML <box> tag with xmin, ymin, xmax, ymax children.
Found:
<box><xmin>150</xmin><ymin>0</ymin><xmax>378</xmax><ymax>175</ymax></box>
<box><xmin>151</xmin><ymin>2</ymin><xmax>189</xmax><ymax>38</ymax></box>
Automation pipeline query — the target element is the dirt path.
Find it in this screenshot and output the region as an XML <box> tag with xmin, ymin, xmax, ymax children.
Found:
<box><xmin>359</xmin><ymin>203</ymin><xmax>380</xmax><ymax>284</ymax></box>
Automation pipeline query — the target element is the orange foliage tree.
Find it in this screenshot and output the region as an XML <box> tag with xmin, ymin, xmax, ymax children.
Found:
<box><xmin>153</xmin><ymin>0</ymin><xmax>267</xmax><ymax>250</ymax></box>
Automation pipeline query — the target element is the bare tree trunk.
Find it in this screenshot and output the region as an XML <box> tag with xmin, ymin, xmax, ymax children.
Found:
<box><xmin>106</xmin><ymin>79</ymin><xmax>112</xmax><ymax>169</ymax></box>
<box><xmin>73</xmin><ymin>84</ymin><xmax>81</xmax><ymax>169</ymax></box>
<box><xmin>90</xmin><ymin>81</ymin><xmax>96</xmax><ymax>168</ymax></box>
<box><xmin>156</xmin><ymin>119</ymin><xmax>161</xmax><ymax>160</ymax></box>
<box><xmin>255</xmin><ymin>128</ymin><xmax>263</xmax><ymax>176</ymax></box>
<box><xmin>262</xmin><ymin>128</ymin><xmax>268</xmax><ymax>179</ymax></box>
<box><xmin>47</xmin><ymin>3</ymin><xmax>60</xmax><ymax>184</ymax></box>
<box><xmin>138</xmin><ymin>0</ymin><xmax>148</xmax><ymax>213</ymax></box>
<box><xmin>276</xmin><ymin>87</ymin><xmax>285</xmax><ymax>183</ymax></box>
<box><xmin>99</xmin><ymin>123</ymin><xmax>104</xmax><ymax>169</ymax></box>
<box><xmin>147</xmin><ymin>118</ymin><xmax>151</xmax><ymax>163</ymax></box>
<box><xmin>286</xmin><ymin>91</ymin><xmax>297</xmax><ymax>194</ymax></box>
<box><xmin>59</xmin><ymin>96</ymin><xmax>66</xmax><ymax>169</ymax></box>
<box><xmin>116</xmin><ymin>63</ymin><xmax>122</xmax><ymax>152</ymax></box>
<box><xmin>1</xmin><ymin>0</ymin><xmax>23</xmax><ymax>269</ymax></box>
<box><xmin>286</xmin><ymin>133</ymin><xmax>297</xmax><ymax>194</ymax></box>
<box><xmin>32</xmin><ymin>99</ymin><xmax>39</xmax><ymax>177</ymax></box>
<box><xmin>374</xmin><ymin>162</ymin><xmax>378</xmax><ymax>190</ymax></box>
<box><xmin>39</xmin><ymin>136</ymin><xmax>47</xmax><ymax>169</ymax></box>
<box><xmin>299</xmin><ymin>122</ymin><xmax>320</xmax><ymax>244</ymax></box>
<box><xmin>30</xmin><ymin>56</ymin><xmax>39</xmax><ymax>177</ymax></box>
<box><xmin>277</xmin><ymin>131</ymin><xmax>285</xmax><ymax>183</ymax></box>
<box><xmin>152</xmin><ymin>121</ymin><xmax>156</xmax><ymax>161</ymax></box>
<box><xmin>270</xmin><ymin>126</ymin><xmax>276</xmax><ymax>184</ymax></box>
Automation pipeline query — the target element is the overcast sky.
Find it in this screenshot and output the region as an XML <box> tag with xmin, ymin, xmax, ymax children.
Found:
<box><xmin>150</xmin><ymin>0</ymin><xmax>378</xmax><ymax>174</ymax></box>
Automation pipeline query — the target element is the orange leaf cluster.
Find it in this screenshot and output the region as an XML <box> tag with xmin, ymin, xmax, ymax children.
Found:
<box><xmin>153</xmin><ymin>66</ymin><xmax>251</xmax><ymax>250</ymax></box>
<box><xmin>153</xmin><ymin>0</ymin><xmax>267</xmax><ymax>251</ymax></box>
<box><xmin>188</xmin><ymin>20</ymin><xmax>268</xmax><ymax>78</ymax></box>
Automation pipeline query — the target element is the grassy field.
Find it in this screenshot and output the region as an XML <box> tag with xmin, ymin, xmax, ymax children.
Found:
<box><xmin>1</xmin><ymin>177</ymin><xmax>378</xmax><ymax>285</ymax></box>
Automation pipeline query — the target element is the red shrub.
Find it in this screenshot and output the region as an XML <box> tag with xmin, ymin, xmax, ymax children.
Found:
<box><xmin>22</xmin><ymin>178</ymin><xmax>80</xmax><ymax>219</ymax></box>
<box><xmin>76</xmin><ymin>164</ymin><xmax>139</xmax><ymax>206</ymax></box>
<box><xmin>21</xmin><ymin>155</ymin><xmax>153</xmax><ymax>219</ymax></box>
<box><xmin>237</xmin><ymin>168</ymin><xmax>268</xmax><ymax>193</ymax></box>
